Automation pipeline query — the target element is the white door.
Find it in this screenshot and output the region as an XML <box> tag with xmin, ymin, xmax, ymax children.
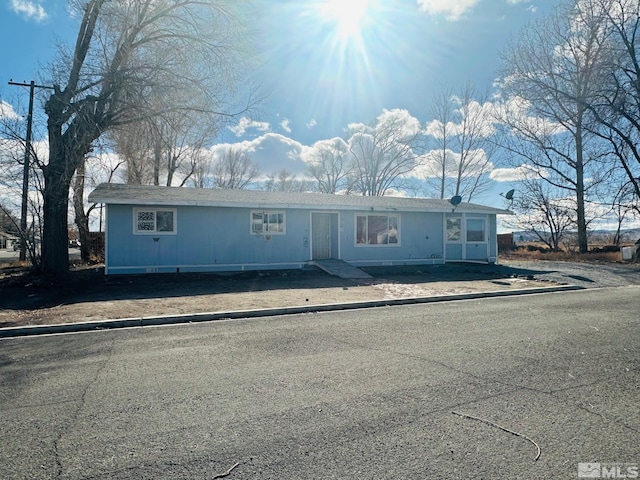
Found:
<box><xmin>312</xmin><ymin>213</ymin><xmax>331</xmax><ymax>260</ymax></box>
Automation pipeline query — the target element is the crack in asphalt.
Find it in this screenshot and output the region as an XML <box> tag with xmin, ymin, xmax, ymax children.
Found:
<box><xmin>324</xmin><ymin>332</ymin><xmax>640</xmax><ymax>437</ymax></box>
<box><xmin>51</xmin><ymin>340</ymin><xmax>115</xmax><ymax>478</ymax></box>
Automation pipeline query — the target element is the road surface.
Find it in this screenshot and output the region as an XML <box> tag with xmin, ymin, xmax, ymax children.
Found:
<box><xmin>1</xmin><ymin>287</ymin><xmax>639</xmax><ymax>479</ymax></box>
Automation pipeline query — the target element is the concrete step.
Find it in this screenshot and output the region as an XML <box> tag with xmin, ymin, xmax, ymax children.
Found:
<box><xmin>313</xmin><ymin>259</ymin><xmax>373</xmax><ymax>279</ymax></box>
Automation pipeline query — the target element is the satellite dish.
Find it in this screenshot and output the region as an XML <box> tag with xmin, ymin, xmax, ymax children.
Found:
<box><xmin>450</xmin><ymin>195</ymin><xmax>462</xmax><ymax>207</ymax></box>
<box><xmin>500</xmin><ymin>189</ymin><xmax>515</xmax><ymax>201</ymax></box>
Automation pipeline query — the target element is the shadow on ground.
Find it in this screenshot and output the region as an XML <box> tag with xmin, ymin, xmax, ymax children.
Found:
<box><xmin>0</xmin><ymin>263</ymin><xmax>555</xmax><ymax>312</ymax></box>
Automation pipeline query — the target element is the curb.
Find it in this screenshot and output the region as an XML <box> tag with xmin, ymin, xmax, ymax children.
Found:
<box><xmin>0</xmin><ymin>285</ymin><xmax>584</xmax><ymax>339</ymax></box>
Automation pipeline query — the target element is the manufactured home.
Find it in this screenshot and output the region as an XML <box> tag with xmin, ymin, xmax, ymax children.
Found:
<box><xmin>88</xmin><ymin>183</ymin><xmax>511</xmax><ymax>275</ymax></box>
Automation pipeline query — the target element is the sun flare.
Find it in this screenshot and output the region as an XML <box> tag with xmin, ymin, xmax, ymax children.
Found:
<box><xmin>318</xmin><ymin>0</ymin><xmax>370</xmax><ymax>40</ymax></box>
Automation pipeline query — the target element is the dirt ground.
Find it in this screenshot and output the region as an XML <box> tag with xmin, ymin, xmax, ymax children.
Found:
<box><xmin>0</xmin><ymin>262</ymin><xmax>559</xmax><ymax>329</ymax></box>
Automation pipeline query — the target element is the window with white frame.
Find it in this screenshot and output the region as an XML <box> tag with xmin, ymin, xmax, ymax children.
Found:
<box><xmin>466</xmin><ymin>218</ymin><xmax>486</xmax><ymax>242</ymax></box>
<box><xmin>355</xmin><ymin>214</ymin><xmax>399</xmax><ymax>245</ymax></box>
<box><xmin>134</xmin><ymin>208</ymin><xmax>176</xmax><ymax>234</ymax></box>
<box><xmin>251</xmin><ymin>210</ymin><xmax>286</xmax><ymax>235</ymax></box>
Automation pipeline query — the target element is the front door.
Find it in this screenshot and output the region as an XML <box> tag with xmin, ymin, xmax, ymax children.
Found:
<box><xmin>312</xmin><ymin>213</ymin><xmax>331</xmax><ymax>260</ymax></box>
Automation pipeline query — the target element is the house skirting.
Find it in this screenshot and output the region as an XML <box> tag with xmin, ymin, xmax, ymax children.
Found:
<box><xmin>105</xmin><ymin>262</ymin><xmax>310</xmax><ymax>275</ymax></box>
<box><xmin>346</xmin><ymin>258</ymin><xmax>445</xmax><ymax>268</ymax></box>
<box><xmin>104</xmin><ymin>257</ymin><xmax>447</xmax><ymax>275</ymax></box>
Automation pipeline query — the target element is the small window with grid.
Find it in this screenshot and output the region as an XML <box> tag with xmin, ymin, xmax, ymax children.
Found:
<box><xmin>134</xmin><ymin>208</ymin><xmax>176</xmax><ymax>234</ymax></box>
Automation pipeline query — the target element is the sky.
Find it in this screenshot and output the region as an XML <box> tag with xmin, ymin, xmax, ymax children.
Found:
<box><xmin>1</xmin><ymin>0</ymin><xmax>563</xmax><ymax>212</ymax></box>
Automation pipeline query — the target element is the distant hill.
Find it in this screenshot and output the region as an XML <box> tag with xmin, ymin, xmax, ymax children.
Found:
<box><xmin>511</xmin><ymin>229</ymin><xmax>640</xmax><ymax>244</ymax></box>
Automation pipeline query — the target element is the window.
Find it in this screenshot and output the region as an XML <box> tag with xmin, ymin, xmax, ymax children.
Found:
<box><xmin>251</xmin><ymin>210</ymin><xmax>285</xmax><ymax>235</ymax></box>
<box><xmin>134</xmin><ymin>208</ymin><xmax>176</xmax><ymax>234</ymax></box>
<box><xmin>446</xmin><ymin>217</ymin><xmax>461</xmax><ymax>242</ymax></box>
<box><xmin>466</xmin><ymin>218</ymin><xmax>486</xmax><ymax>242</ymax></box>
<box><xmin>356</xmin><ymin>214</ymin><xmax>399</xmax><ymax>245</ymax></box>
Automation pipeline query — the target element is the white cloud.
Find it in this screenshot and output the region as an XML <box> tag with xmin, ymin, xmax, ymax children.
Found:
<box><xmin>416</xmin><ymin>0</ymin><xmax>480</xmax><ymax>20</ymax></box>
<box><xmin>10</xmin><ymin>0</ymin><xmax>48</xmax><ymax>22</ymax></box>
<box><xmin>415</xmin><ymin>148</ymin><xmax>493</xmax><ymax>179</ymax></box>
<box><xmin>0</xmin><ymin>101</ymin><xmax>20</xmax><ymax>120</ymax></box>
<box><xmin>349</xmin><ymin>108</ymin><xmax>422</xmax><ymax>139</ymax></box>
<box><xmin>425</xmin><ymin>99</ymin><xmax>498</xmax><ymax>139</ymax></box>
<box><xmin>489</xmin><ymin>164</ymin><xmax>542</xmax><ymax>182</ymax></box>
<box><xmin>205</xmin><ymin>133</ymin><xmax>308</xmax><ymax>177</ymax></box>
<box><xmin>425</xmin><ymin>119</ymin><xmax>458</xmax><ymax>138</ymax></box>
<box><xmin>280</xmin><ymin>118</ymin><xmax>291</xmax><ymax>134</ymax></box>
<box><xmin>300</xmin><ymin>137</ymin><xmax>351</xmax><ymax>166</ymax></box>
<box><xmin>228</xmin><ymin>117</ymin><xmax>271</xmax><ymax>137</ymax></box>
<box><xmin>506</xmin><ymin>0</ymin><xmax>538</xmax><ymax>12</ymax></box>
<box><xmin>494</xmin><ymin>95</ymin><xmax>567</xmax><ymax>137</ymax></box>
<box><xmin>306</xmin><ymin>119</ymin><xmax>317</xmax><ymax>129</ymax></box>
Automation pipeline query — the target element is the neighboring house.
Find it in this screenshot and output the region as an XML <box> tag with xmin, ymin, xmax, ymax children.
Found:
<box><xmin>88</xmin><ymin>183</ymin><xmax>512</xmax><ymax>275</ymax></box>
<box><xmin>0</xmin><ymin>231</ymin><xmax>19</xmax><ymax>250</ymax></box>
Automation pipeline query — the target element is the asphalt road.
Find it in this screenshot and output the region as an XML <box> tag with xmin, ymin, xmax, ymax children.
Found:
<box><xmin>1</xmin><ymin>287</ymin><xmax>639</xmax><ymax>479</ymax></box>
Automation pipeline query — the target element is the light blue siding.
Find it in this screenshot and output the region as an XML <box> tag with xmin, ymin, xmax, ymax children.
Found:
<box><xmin>107</xmin><ymin>205</ymin><xmax>312</xmax><ymax>274</ymax></box>
<box><xmin>445</xmin><ymin>243</ymin><xmax>464</xmax><ymax>261</ymax></box>
<box><xmin>105</xmin><ymin>204</ymin><xmax>497</xmax><ymax>274</ymax></box>
<box><xmin>339</xmin><ymin>211</ymin><xmax>445</xmax><ymax>266</ymax></box>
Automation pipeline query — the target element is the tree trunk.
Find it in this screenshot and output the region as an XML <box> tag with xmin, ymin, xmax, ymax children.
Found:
<box><xmin>73</xmin><ymin>158</ymin><xmax>92</xmax><ymax>261</ymax></box>
<box><xmin>42</xmin><ymin>89</ymin><xmax>90</xmax><ymax>276</ymax></box>
<box><xmin>440</xmin><ymin>148</ymin><xmax>446</xmax><ymax>199</ymax></box>
<box><xmin>575</xmin><ymin>125</ymin><xmax>588</xmax><ymax>253</ymax></box>
<box><xmin>41</xmin><ymin>169</ymin><xmax>72</xmax><ymax>276</ymax></box>
<box><xmin>153</xmin><ymin>138</ymin><xmax>161</xmax><ymax>186</ymax></box>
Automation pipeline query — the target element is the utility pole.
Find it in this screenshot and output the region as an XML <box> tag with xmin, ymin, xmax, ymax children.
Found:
<box><xmin>8</xmin><ymin>80</ymin><xmax>54</xmax><ymax>261</ymax></box>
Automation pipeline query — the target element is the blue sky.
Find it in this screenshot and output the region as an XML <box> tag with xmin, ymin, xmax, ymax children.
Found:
<box><xmin>254</xmin><ymin>0</ymin><xmax>552</xmax><ymax>146</ymax></box>
<box><xmin>0</xmin><ymin>0</ymin><xmax>560</xmax><ymax>206</ymax></box>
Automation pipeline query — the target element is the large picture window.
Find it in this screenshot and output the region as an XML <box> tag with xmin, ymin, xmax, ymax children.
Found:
<box><xmin>251</xmin><ymin>210</ymin><xmax>285</xmax><ymax>235</ymax></box>
<box><xmin>134</xmin><ymin>208</ymin><xmax>176</xmax><ymax>234</ymax></box>
<box><xmin>356</xmin><ymin>214</ymin><xmax>399</xmax><ymax>245</ymax></box>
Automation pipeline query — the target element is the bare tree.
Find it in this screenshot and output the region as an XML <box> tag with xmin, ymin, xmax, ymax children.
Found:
<box><xmin>213</xmin><ymin>147</ymin><xmax>260</xmax><ymax>189</ymax></box>
<box><xmin>40</xmin><ymin>0</ymin><xmax>256</xmax><ymax>275</ymax></box>
<box><xmin>264</xmin><ymin>169</ymin><xmax>315</xmax><ymax>192</ymax></box>
<box><xmin>112</xmin><ymin>123</ymin><xmax>155</xmax><ymax>185</ymax></box>
<box><xmin>424</xmin><ymin>84</ymin><xmax>495</xmax><ymax>201</ymax></box>
<box><xmin>508</xmin><ymin>180</ymin><xmax>575</xmax><ymax>251</ymax></box>
<box><xmin>304</xmin><ymin>137</ymin><xmax>351</xmax><ymax>193</ymax></box>
<box><xmin>110</xmin><ymin>84</ymin><xmax>227</xmax><ymax>188</ymax></box>
<box><xmin>607</xmin><ymin>177</ymin><xmax>639</xmax><ymax>245</ymax></box>
<box><xmin>72</xmin><ymin>157</ymin><xmax>92</xmax><ymax>261</ymax></box>
<box><xmin>497</xmin><ymin>0</ymin><xmax>611</xmax><ymax>253</ymax></box>
<box><xmin>189</xmin><ymin>150</ymin><xmax>214</xmax><ymax>189</ymax></box>
<box><xmin>582</xmin><ymin>0</ymin><xmax>640</xmax><ymax>211</ymax></box>
<box><xmin>0</xmin><ymin>111</ymin><xmax>47</xmax><ymax>266</ymax></box>
<box><xmin>151</xmin><ymin>109</ymin><xmax>217</xmax><ymax>187</ymax></box>
<box><xmin>424</xmin><ymin>87</ymin><xmax>454</xmax><ymax>199</ymax></box>
<box><xmin>347</xmin><ymin>109</ymin><xmax>423</xmax><ymax>196</ymax></box>
<box><xmin>72</xmin><ymin>142</ymin><xmax>125</xmax><ymax>261</ymax></box>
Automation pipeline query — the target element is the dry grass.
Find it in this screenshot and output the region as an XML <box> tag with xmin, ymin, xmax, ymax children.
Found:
<box><xmin>501</xmin><ymin>242</ymin><xmax>635</xmax><ymax>263</ymax></box>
